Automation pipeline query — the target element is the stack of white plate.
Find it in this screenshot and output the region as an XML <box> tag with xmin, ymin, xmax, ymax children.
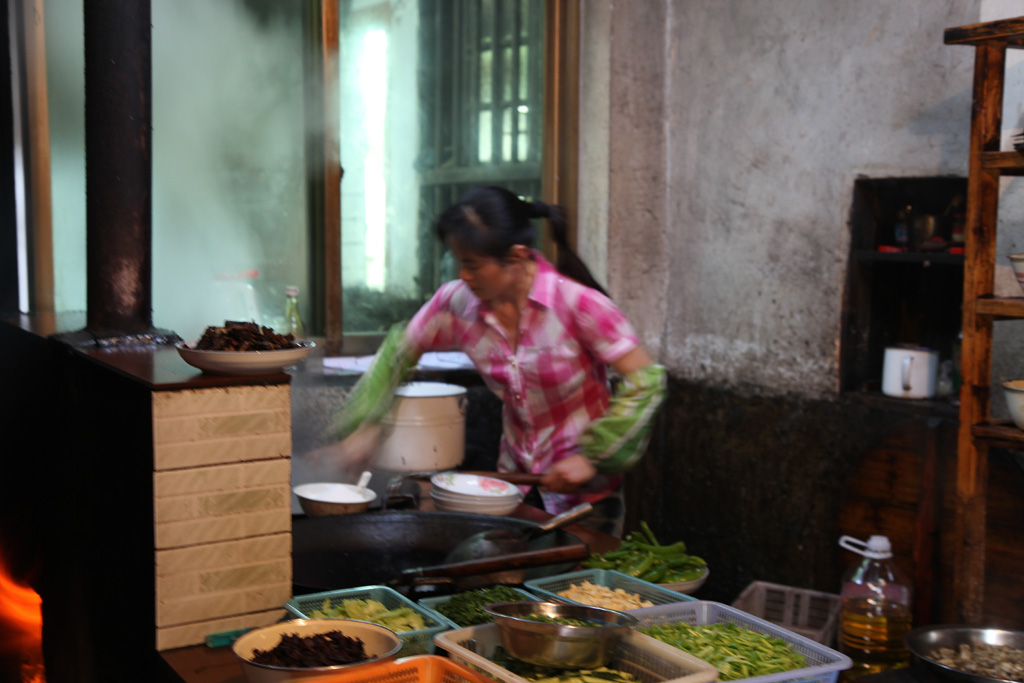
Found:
<box><xmin>430</xmin><ymin>471</ymin><xmax>524</xmax><ymax>516</ymax></box>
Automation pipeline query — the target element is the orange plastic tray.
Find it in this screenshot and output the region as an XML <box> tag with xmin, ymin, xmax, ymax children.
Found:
<box><xmin>305</xmin><ymin>654</ymin><xmax>495</xmax><ymax>683</ymax></box>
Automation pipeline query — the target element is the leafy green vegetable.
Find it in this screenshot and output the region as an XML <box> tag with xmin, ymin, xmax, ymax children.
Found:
<box><xmin>640</xmin><ymin>621</ymin><xmax>806</xmax><ymax>681</ymax></box>
<box><xmin>434</xmin><ymin>586</ymin><xmax>531</xmax><ymax>626</ymax></box>
<box><xmin>308</xmin><ymin>598</ymin><xmax>426</xmax><ymax>632</ymax></box>
<box><xmin>582</xmin><ymin>521</ymin><xmax>706</xmax><ymax>584</ymax></box>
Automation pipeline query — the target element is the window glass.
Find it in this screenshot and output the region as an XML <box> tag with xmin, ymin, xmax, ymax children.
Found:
<box><xmin>44</xmin><ymin>0</ymin><xmax>311</xmax><ymax>341</ymax></box>
<box><xmin>45</xmin><ymin>0</ymin><xmax>85</xmax><ymax>314</ymax></box>
<box><xmin>339</xmin><ymin>0</ymin><xmax>545</xmax><ymax>335</ymax></box>
<box><xmin>40</xmin><ymin>0</ymin><xmax>547</xmax><ymax>343</ymax></box>
<box><xmin>151</xmin><ymin>0</ymin><xmax>310</xmax><ymax>341</ymax></box>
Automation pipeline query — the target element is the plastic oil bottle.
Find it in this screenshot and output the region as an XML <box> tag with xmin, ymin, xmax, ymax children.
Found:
<box><xmin>838</xmin><ymin>535</ymin><xmax>912</xmax><ymax>680</ymax></box>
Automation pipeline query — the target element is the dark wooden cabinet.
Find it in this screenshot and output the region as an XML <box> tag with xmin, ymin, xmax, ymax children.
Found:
<box><xmin>841</xmin><ymin>177</ymin><xmax>965</xmax><ymax>413</ymax></box>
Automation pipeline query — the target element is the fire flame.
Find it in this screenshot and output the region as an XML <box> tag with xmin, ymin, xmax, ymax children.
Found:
<box><xmin>0</xmin><ymin>554</ymin><xmax>44</xmax><ymax>683</ymax></box>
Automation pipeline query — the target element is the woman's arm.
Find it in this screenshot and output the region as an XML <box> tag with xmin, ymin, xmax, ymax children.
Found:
<box><xmin>540</xmin><ymin>346</ymin><xmax>666</xmax><ymax>492</ymax></box>
<box><xmin>330</xmin><ymin>324</ymin><xmax>422</xmax><ymax>441</ymax></box>
<box><xmin>578</xmin><ymin>348</ymin><xmax>667</xmax><ymax>474</ymax></box>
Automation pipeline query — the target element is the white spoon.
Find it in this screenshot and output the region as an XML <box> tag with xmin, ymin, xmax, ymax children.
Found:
<box><xmin>355</xmin><ymin>470</ymin><xmax>372</xmax><ymax>496</ymax></box>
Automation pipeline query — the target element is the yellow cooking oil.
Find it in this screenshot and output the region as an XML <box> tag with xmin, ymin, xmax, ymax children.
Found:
<box><xmin>838</xmin><ymin>597</ymin><xmax>912</xmax><ymax>680</ymax></box>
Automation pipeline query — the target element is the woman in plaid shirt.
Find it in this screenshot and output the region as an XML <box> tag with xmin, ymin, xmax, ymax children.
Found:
<box><xmin>334</xmin><ymin>187</ymin><xmax>666</xmax><ymax>534</ymax></box>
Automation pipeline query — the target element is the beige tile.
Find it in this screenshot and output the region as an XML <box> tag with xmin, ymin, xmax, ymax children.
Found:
<box><xmin>155</xmin><ymin>502</ymin><xmax>290</xmax><ymax>548</ymax></box>
<box><xmin>156</xmin><ymin>541</ymin><xmax>244</xmax><ymax>576</ymax></box>
<box><xmin>239</xmin><ymin>533</ymin><xmax>291</xmax><ymax>562</ymax></box>
<box><xmin>242</xmin><ymin>509</ymin><xmax>291</xmax><ymax>537</ymax></box>
<box><xmin>154</xmin><ymin>434</ymin><xmax>290</xmax><ymax>470</ymax></box>
<box><xmin>158</xmin><ymin>588</ymin><xmax>252</xmax><ymax>627</ymax></box>
<box><xmin>155</xmin><ymin>608</ymin><xmax>287</xmax><ymax>651</ymax></box>
<box><xmin>245</xmin><ymin>583</ymin><xmax>293</xmax><ymax>612</ymax></box>
<box><xmin>153</xmin><ymin>385</ymin><xmax>290</xmax><ymax>418</ymax></box>
<box><xmin>157</xmin><ymin>573</ymin><xmax>290</xmax><ymax>626</ymax></box>
<box><xmin>199</xmin><ymin>560</ymin><xmax>290</xmax><ymax>593</ymax></box>
<box><xmin>155</xmin><ymin>462</ymin><xmax>290</xmax><ymax>497</ymax></box>
<box><xmin>156</xmin><ymin>573</ymin><xmax>199</xmax><ymax>602</ymax></box>
<box><xmin>153</xmin><ymin>410</ymin><xmax>290</xmax><ymax>446</ymax></box>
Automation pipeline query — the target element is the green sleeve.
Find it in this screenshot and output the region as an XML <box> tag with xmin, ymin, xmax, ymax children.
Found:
<box><xmin>330</xmin><ymin>324</ymin><xmax>420</xmax><ymax>440</ymax></box>
<box><xmin>578</xmin><ymin>364</ymin><xmax>667</xmax><ymax>474</ymax></box>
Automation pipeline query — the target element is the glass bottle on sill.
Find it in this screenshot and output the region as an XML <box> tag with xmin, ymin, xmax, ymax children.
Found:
<box><xmin>284</xmin><ymin>286</ymin><xmax>306</xmax><ymax>339</ymax></box>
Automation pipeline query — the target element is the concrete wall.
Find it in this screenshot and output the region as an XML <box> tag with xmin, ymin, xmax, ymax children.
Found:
<box><xmin>581</xmin><ymin>0</ymin><xmax>1024</xmax><ymax>400</ymax></box>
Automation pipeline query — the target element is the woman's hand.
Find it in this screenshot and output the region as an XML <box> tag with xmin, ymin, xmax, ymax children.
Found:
<box><xmin>540</xmin><ymin>454</ymin><xmax>598</xmax><ymax>493</ymax></box>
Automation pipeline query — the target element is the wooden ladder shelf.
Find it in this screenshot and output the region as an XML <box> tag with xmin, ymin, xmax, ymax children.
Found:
<box><xmin>944</xmin><ymin>15</ymin><xmax>1024</xmax><ymax>623</ymax></box>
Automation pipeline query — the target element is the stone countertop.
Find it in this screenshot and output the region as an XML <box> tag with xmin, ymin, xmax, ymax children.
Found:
<box><xmin>2</xmin><ymin>311</ymin><xmax>292</xmax><ymax>391</ymax></box>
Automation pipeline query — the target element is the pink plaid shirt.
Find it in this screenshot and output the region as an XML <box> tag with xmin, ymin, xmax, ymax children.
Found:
<box><xmin>405</xmin><ymin>251</ymin><xmax>640</xmax><ymax>510</ymax></box>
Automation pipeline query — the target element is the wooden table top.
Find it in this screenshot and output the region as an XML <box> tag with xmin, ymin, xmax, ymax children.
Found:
<box><xmin>158</xmin><ymin>504</ymin><xmax>620</xmax><ymax>683</ymax></box>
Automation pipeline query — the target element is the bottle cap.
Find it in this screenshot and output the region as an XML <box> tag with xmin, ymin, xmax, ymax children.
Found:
<box><xmin>839</xmin><ymin>534</ymin><xmax>893</xmax><ymax>559</ymax></box>
<box><xmin>286</xmin><ymin>286</ymin><xmax>299</xmax><ymax>297</ymax></box>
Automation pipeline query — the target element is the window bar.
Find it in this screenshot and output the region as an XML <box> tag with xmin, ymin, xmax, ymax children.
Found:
<box><xmin>488</xmin><ymin>0</ymin><xmax>502</xmax><ymax>165</ymax></box>
<box><xmin>465</xmin><ymin>0</ymin><xmax>480</xmax><ymax>167</ymax></box>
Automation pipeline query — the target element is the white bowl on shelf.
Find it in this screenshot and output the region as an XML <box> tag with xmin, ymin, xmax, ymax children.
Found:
<box><xmin>1002</xmin><ymin>380</ymin><xmax>1024</xmax><ymax>430</ymax></box>
<box><xmin>1008</xmin><ymin>253</ymin><xmax>1024</xmax><ymax>295</ymax></box>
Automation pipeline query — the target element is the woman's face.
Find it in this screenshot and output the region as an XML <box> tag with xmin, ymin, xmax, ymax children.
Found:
<box><xmin>448</xmin><ymin>239</ymin><xmax>519</xmax><ymax>301</ymax></box>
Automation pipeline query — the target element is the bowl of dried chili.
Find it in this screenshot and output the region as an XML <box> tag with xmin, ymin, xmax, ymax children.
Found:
<box><xmin>231</xmin><ymin>618</ymin><xmax>402</xmax><ymax>682</ymax></box>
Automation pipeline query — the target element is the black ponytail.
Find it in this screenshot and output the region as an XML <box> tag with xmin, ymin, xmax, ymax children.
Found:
<box><xmin>530</xmin><ymin>200</ymin><xmax>609</xmax><ymax>298</ymax></box>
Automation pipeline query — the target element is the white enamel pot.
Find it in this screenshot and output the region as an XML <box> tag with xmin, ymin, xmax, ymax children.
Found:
<box><xmin>375</xmin><ymin>382</ymin><xmax>468</xmax><ymax>472</ymax></box>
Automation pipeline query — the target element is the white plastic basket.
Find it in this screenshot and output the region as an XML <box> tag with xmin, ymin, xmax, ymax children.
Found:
<box><xmin>628</xmin><ymin>601</ymin><xmax>852</xmax><ymax>683</ymax></box>
<box><xmin>731</xmin><ymin>581</ymin><xmax>841</xmax><ymax>646</ymax></box>
<box><xmin>434</xmin><ymin>623</ymin><xmax>718</xmax><ymax>683</ymax></box>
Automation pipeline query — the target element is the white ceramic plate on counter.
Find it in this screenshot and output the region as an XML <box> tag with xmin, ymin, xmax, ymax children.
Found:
<box><xmin>176</xmin><ymin>340</ymin><xmax>315</xmax><ymax>376</ymax></box>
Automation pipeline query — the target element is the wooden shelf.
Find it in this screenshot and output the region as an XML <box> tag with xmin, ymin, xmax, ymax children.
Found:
<box><xmin>854</xmin><ymin>250</ymin><xmax>964</xmax><ymax>265</ymax></box>
<box><xmin>843</xmin><ymin>389</ymin><xmax>959</xmax><ymax>420</ymax></box>
<box><xmin>975</xmin><ymin>296</ymin><xmax>1024</xmax><ymax>319</ymax></box>
<box><xmin>971</xmin><ymin>420</ymin><xmax>1024</xmax><ymax>449</ymax></box>
<box><xmin>944</xmin><ymin>16</ymin><xmax>1024</xmax><ymax>47</ymax></box>
<box><xmin>943</xmin><ymin>15</ymin><xmax>1024</xmax><ymax>624</ymax></box>
<box><xmin>981</xmin><ymin>150</ymin><xmax>1024</xmax><ymax>175</ymax></box>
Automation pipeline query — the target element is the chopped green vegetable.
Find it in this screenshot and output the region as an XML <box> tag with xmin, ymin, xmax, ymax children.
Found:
<box><xmin>581</xmin><ymin>522</ymin><xmax>706</xmax><ymax>585</ymax></box>
<box><xmin>434</xmin><ymin>586</ymin><xmax>530</xmax><ymax>626</ymax></box>
<box><xmin>308</xmin><ymin>597</ymin><xmax>426</xmax><ymax>632</ymax></box>
<box><xmin>640</xmin><ymin>621</ymin><xmax>806</xmax><ymax>681</ymax></box>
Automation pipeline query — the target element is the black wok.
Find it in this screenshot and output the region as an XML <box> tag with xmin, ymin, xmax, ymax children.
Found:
<box><xmin>292</xmin><ymin>510</ymin><xmax>586</xmax><ymax>594</ymax></box>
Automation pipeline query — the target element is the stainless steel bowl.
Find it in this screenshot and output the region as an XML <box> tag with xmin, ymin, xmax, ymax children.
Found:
<box><xmin>483</xmin><ymin>601</ymin><xmax>638</xmax><ymax>669</ymax></box>
<box><xmin>905</xmin><ymin>625</ymin><xmax>1024</xmax><ymax>683</ymax></box>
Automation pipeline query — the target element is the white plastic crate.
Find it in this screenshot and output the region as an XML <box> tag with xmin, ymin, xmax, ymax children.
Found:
<box><xmin>433</xmin><ymin>623</ymin><xmax>718</xmax><ymax>683</ymax></box>
<box><xmin>524</xmin><ymin>569</ymin><xmax>695</xmax><ymax>612</ymax></box>
<box><xmin>628</xmin><ymin>601</ymin><xmax>851</xmax><ymax>683</ymax></box>
<box><xmin>731</xmin><ymin>581</ymin><xmax>841</xmax><ymax>646</ymax></box>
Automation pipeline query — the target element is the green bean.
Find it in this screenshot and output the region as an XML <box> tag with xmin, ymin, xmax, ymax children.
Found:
<box><xmin>580</xmin><ymin>523</ymin><xmax>706</xmax><ymax>585</ymax></box>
